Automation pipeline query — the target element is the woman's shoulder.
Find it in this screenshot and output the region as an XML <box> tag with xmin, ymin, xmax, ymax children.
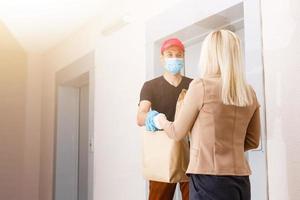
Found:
<box><xmin>189</xmin><ymin>78</ymin><xmax>203</xmax><ymax>87</ymax></box>
<box><xmin>247</xmin><ymin>85</ymin><xmax>257</xmax><ymax>97</ymax></box>
<box><xmin>188</xmin><ymin>78</ymin><xmax>205</xmax><ymax>96</ymax></box>
<box><xmin>247</xmin><ymin>85</ymin><xmax>260</xmax><ymax>107</ymax></box>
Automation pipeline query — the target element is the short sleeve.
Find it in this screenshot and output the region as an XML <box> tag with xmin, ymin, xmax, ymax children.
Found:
<box><xmin>139</xmin><ymin>82</ymin><xmax>153</xmax><ymax>104</ymax></box>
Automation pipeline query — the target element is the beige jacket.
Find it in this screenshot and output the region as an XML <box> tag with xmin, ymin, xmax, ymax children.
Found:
<box><xmin>161</xmin><ymin>75</ymin><xmax>261</xmax><ymax>176</ymax></box>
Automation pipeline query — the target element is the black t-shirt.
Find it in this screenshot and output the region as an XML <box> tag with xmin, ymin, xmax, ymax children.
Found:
<box><xmin>139</xmin><ymin>76</ymin><xmax>193</xmax><ymax>121</ymax></box>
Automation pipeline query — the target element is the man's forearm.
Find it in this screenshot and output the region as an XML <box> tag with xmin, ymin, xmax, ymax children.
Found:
<box><xmin>137</xmin><ymin>112</ymin><xmax>147</xmax><ymax>126</ymax></box>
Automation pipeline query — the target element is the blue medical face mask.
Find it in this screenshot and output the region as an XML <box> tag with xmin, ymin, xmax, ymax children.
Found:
<box><xmin>164</xmin><ymin>58</ymin><xmax>184</xmax><ymax>75</ymax></box>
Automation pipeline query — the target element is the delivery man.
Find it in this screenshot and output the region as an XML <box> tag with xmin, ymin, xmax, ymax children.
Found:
<box><xmin>137</xmin><ymin>38</ymin><xmax>192</xmax><ymax>200</ymax></box>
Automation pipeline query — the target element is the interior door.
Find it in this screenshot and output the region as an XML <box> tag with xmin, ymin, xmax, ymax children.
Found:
<box><xmin>55</xmin><ymin>82</ymin><xmax>92</xmax><ymax>200</ymax></box>
<box><xmin>78</xmin><ymin>84</ymin><xmax>89</xmax><ymax>200</ymax></box>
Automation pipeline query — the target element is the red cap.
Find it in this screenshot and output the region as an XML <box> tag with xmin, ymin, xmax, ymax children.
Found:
<box><xmin>161</xmin><ymin>38</ymin><xmax>185</xmax><ymax>54</ymax></box>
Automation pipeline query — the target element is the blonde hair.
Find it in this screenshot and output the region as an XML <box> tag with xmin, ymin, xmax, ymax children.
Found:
<box><xmin>200</xmin><ymin>29</ymin><xmax>252</xmax><ymax>107</ymax></box>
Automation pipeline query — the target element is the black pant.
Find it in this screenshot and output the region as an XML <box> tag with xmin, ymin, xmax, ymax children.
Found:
<box><xmin>189</xmin><ymin>174</ymin><xmax>251</xmax><ymax>200</ymax></box>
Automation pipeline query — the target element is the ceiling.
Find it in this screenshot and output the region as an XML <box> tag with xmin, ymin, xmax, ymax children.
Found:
<box><xmin>0</xmin><ymin>0</ymin><xmax>181</xmax><ymax>53</ymax></box>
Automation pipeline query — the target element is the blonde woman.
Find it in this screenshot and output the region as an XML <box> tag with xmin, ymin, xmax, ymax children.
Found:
<box><xmin>155</xmin><ymin>30</ymin><xmax>261</xmax><ymax>200</ymax></box>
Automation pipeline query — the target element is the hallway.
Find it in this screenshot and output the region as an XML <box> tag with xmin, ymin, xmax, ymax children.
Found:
<box><xmin>0</xmin><ymin>0</ymin><xmax>299</xmax><ymax>200</ymax></box>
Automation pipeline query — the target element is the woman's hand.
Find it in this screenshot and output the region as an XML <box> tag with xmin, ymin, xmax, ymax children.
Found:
<box><xmin>153</xmin><ymin>113</ymin><xmax>167</xmax><ymax>129</ymax></box>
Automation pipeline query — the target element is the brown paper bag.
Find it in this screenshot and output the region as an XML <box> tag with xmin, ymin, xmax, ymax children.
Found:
<box><xmin>142</xmin><ymin>89</ymin><xmax>189</xmax><ymax>183</ymax></box>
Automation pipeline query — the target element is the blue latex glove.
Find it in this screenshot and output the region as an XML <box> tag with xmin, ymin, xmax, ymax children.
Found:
<box><xmin>145</xmin><ymin>110</ymin><xmax>159</xmax><ymax>132</ymax></box>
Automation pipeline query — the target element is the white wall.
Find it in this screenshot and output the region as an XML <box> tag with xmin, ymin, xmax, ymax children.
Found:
<box><xmin>22</xmin><ymin>53</ymin><xmax>43</xmax><ymax>200</ymax></box>
<box><xmin>0</xmin><ymin>21</ymin><xmax>35</xmax><ymax>200</ymax></box>
<box><xmin>93</xmin><ymin>21</ymin><xmax>146</xmax><ymax>199</ymax></box>
<box><xmin>261</xmin><ymin>0</ymin><xmax>300</xmax><ymax>200</ymax></box>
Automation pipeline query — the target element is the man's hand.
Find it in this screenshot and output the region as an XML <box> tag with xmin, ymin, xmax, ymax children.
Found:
<box><xmin>137</xmin><ymin>100</ymin><xmax>166</xmax><ymax>132</ymax></box>
<box><xmin>145</xmin><ymin>110</ymin><xmax>160</xmax><ymax>132</ymax></box>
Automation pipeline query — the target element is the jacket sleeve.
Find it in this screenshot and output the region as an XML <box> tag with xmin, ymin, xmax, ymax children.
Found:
<box><xmin>244</xmin><ymin>105</ymin><xmax>261</xmax><ymax>151</ymax></box>
<box><xmin>161</xmin><ymin>79</ymin><xmax>204</xmax><ymax>141</ymax></box>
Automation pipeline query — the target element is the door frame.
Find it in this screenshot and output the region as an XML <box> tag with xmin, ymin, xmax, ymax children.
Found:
<box><xmin>145</xmin><ymin>1</ymin><xmax>268</xmax><ymax>199</ymax></box>
<box><xmin>53</xmin><ymin>52</ymin><xmax>95</xmax><ymax>200</ymax></box>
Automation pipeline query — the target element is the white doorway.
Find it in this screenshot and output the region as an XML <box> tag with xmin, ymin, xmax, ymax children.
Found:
<box><xmin>145</xmin><ymin>1</ymin><xmax>268</xmax><ymax>199</ymax></box>
<box><xmin>53</xmin><ymin>53</ymin><xmax>95</xmax><ymax>200</ymax></box>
